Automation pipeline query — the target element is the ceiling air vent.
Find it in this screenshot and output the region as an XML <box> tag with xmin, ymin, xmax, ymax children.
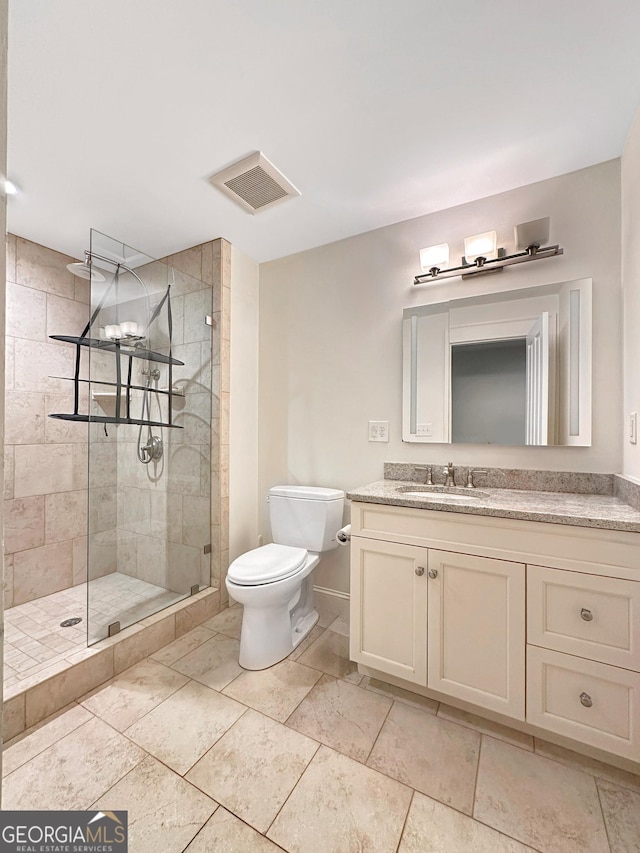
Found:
<box><xmin>208</xmin><ymin>151</ymin><xmax>301</xmax><ymax>214</ymax></box>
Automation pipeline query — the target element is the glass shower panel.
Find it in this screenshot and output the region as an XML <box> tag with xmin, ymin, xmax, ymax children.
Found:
<box><xmin>87</xmin><ymin>230</ymin><xmax>212</xmax><ymax>644</ymax></box>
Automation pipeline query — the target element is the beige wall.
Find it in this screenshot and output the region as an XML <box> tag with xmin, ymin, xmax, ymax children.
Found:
<box><xmin>622</xmin><ymin>107</ymin><xmax>640</xmax><ymax>481</ymax></box>
<box><xmin>4</xmin><ymin>236</ymin><xmax>90</xmax><ymax>606</ymax></box>
<box><xmin>229</xmin><ymin>245</ymin><xmax>259</xmax><ymax>563</ymax></box>
<box><xmin>259</xmin><ymin>160</ymin><xmax>622</xmax><ymax>594</ymax></box>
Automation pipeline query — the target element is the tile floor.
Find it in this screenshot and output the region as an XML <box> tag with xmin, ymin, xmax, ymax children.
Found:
<box><xmin>4</xmin><ymin>573</ymin><xmax>186</xmax><ymax>694</ymax></box>
<box><xmin>3</xmin><ymin>603</ymin><xmax>640</xmax><ymax>853</ymax></box>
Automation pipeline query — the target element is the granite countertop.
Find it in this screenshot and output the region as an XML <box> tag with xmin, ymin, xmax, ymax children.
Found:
<box><xmin>346</xmin><ymin>480</ymin><xmax>640</xmax><ymax>533</ymax></box>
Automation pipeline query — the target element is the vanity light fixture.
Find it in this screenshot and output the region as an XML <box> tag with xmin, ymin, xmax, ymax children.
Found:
<box><xmin>414</xmin><ymin>217</ymin><xmax>563</xmax><ymax>285</ymax></box>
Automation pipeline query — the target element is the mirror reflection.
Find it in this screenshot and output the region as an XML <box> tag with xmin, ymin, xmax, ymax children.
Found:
<box><xmin>402</xmin><ymin>279</ymin><xmax>592</xmax><ymax>446</ymax></box>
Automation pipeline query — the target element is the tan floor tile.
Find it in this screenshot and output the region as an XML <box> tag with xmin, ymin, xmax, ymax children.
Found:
<box><xmin>203</xmin><ymin>603</ymin><xmax>243</xmax><ymax>639</ymax></box>
<box><xmin>398</xmin><ymin>792</ymin><xmax>535</xmax><ymax>852</ymax></box>
<box><xmin>268</xmin><ymin>745</ymin><xmax>412</xmax><ymax>853</ymax></box>
<box><xmin>184</xmin><ymin>807</ymin><xmax>284</xmax><ymax>852</ymax></box>
<box><xmin>186</xmin><ymin>709</ymin><xmax>318</xmax><ymax>833</ymax></box>
<box><xmin>2</xmin><ymin>716</ymin><xmax>145</xmax><ymax>810</ymax></box>
<box><xmin>367</xmin><ymin>701</ymin><xmax>480</xmax><ymax>815</ymax></box>
<box><xmin>150</xmin><ymin>625</ymin><xmax>215</xmax><ymax>666</ymax></box>
<box><xmin>474</xmin><ymin>736</ymin><xmax>609</xmax><ymax>853</ymax></box>
<box><xmin>534</xmin><ymin>738</ymin><xmax>640</xmax><ymax>793</ymax></box>
<box><xmin>93</xmin><ymin>755</ymin><xmax>217</xmax><ymax>853</ymax></box>
<box><xmin>3</xmin><ymin>702</ymin><xmax>93</xmax><ymax>776</ymax></box>
<box><xmin>80</xmin><ymin>658</ymin><xmax>188</xmax><ymax>731</ymax></box>
<box><xmin>288</xmin><ymin>625</ymin><xmax>324</xmax><ymax>661</ymax></box>
<box><xmin>597</xmin><ymin>779</ymin><xmax>640</xmax><ymax>852</ymax></box>
<box><xmin>125</xmin><ymin>681</ymin><xmax>246</xmax><ymax>774</ymax></box>
<box><xmin>223</xmin><ymin>658</ymin><xmax>321</xmax><ymax>722</ymax></box>
<box><xmin>438</xmin><ymin>704</ymin><xmax>534</xmax><ymax>751</ymax></box>
<box><xmin>362</xmin><ymin>676</ymin><xmax>439</xmax><ymax>714</ymax></box>
<box><xmin>287</xmin><ymin>674</ymin><xmax>391</xmax><ymax>762</ymax></box>
<box><xmin>297</xmin><ymin>629</ymin><xmax>358</xmax><ymax>680</ymax></box>
<box><xmin>171</xmin><ymin>633</ymin><xmax>243</xmax><ymax>690</ymax></box>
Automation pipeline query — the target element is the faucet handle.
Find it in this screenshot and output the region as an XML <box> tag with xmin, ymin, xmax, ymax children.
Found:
<box><xmin>466</xmin><ymin>468</ymin><xmax>488</xmax><ymax>488</ymax></box>
<box><xmin>414</xmin><ymin>465</ymin><xmax>434</xmax><ymax>485</ymax></box>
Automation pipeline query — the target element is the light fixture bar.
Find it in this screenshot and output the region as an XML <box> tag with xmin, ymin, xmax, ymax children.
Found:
<box><xmin>413</xmin><ymin>244</ymin><xmax>563</xmax><ymax>285</ymax></box>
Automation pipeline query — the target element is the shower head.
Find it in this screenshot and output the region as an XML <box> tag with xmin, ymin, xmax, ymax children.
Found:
<box><xmin>66</xmin><ymin>260</ymin><xmax>106</xmax><ymax>282</ymax></box>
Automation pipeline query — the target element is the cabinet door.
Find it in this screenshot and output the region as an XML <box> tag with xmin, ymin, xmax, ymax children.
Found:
<box><xmin>427</xmin><ymin>550</ymin><xmax>525</xmax><ymax>719</ymax></box>
<box><xmin>350</xmin><ymin>537</ymin><xmax>428</xmax><ymax>685</ymax></box>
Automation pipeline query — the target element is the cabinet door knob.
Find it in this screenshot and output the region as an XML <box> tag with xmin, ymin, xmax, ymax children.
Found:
<box><xmin>580</xmin><ymin>608</ymin><xmax>593</xmax><ymax>622</ymax></box>
<box><xmin>415</xmin><ymin>566</ymin><xmax>425</xmax><ymax>576</ymax></box>
<box><xmin>579</xmin><ymin>691</ymin><xmax>593</xmax><ymax>708</ymax></box>
<box><xmin>428</xmin><ymin>568</ymin><xmax>438</xmax><ymax>579</ymax></box>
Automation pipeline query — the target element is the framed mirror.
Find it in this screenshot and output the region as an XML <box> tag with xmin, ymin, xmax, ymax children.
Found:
<box><xmin>402</xmin><ymin>279</ymin><xmax>592</xmax><ymax>446</ymax></box>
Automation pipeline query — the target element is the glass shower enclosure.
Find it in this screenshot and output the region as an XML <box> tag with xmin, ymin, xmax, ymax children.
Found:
<box><xmin>51</xmin><ymin>230</ymin><xmax>213</xmax><ymax>643</ymax></box>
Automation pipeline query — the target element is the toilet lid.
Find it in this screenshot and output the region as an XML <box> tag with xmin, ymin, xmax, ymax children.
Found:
<box><xmin>227</xmin><ymin>543</ymin><xmax>308</xmax><ymax>585</ymax></box>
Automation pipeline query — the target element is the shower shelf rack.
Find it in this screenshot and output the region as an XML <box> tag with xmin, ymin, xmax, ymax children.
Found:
<box><xmin>48</xmin><ymin>266</ymin><xmax>184</xmax><ymax>429</ymax></box>
<box><xmin>48</xmin><ymin>336</ymin><xmax>185</xmax><ymax>428</ymax></box>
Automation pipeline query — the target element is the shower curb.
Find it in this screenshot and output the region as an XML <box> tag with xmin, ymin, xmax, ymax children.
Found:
<box><xmin>3</xmin><ymin>587</ymin><xmax>222</xmax><ymax>743</ymax></box>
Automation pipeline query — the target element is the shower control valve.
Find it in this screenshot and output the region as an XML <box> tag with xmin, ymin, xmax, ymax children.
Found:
<box><xmin>141</xmin><ymin>435</ymin><xmax>163</xmax><ymax>463</ymax></box>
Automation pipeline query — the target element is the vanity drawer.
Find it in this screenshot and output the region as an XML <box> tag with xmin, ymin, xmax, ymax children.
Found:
<box><xmin>527</xmin><ymin>565</ymin><xmax>640</xmax><ymax>671</ymax></box>
<box><xmin>526</xmin><ymin>646</ymin><xmax>640</xmax><ymax>760</ymax></box>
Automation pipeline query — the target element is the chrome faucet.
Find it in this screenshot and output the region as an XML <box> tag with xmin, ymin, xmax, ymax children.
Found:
<box><xmin>443</xmin><ymin>461</ymin><xmax>455</xmax><ymax>487</ymax></box>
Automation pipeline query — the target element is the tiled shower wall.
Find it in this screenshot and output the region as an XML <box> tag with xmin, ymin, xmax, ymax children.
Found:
<box><xmin>112</xmin><ymin>240</ymin><xmax>226</xmax><ymax>596</ymax></box>
<box><xmin>3</xmin><ymin>235</ymin><xmax>230</xmax><ymax>610</ymax></box>
<box><xmin>4</xmin><ymin>235</ymin><xmax>91</xmax><ymax>607</ymax></box>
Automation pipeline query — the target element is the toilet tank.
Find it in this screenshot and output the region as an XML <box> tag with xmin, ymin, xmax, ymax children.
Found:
<box><xmin>268</xmin><ymin>485</ymin><xmax>345</xmax><ymax>552</ymax></box>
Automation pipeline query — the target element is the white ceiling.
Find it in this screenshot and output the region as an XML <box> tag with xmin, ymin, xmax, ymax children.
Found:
<box><xmin>7</xmin><ymin>1</ymin><xmax>640</xmax><ymax>264</ymax></box>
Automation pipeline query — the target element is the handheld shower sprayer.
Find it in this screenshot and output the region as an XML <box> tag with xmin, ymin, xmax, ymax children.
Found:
<box><xmin>137</xmin><ymin>367</ymin><xmax>163</xmax><ymax>464</ymax></box>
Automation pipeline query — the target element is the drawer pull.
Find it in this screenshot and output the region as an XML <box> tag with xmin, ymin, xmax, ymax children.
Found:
<box><xmin>579</xmin><ymin>691</ymin><xmax>593</xmax><ymax>708</ymax></box>
<box><xmin>580</xmin><ymin>608</ymin><xmax>593</xmax><ymax>622</ymax></box>
<box><xmin>415</xmin><ymin>566</ymin><xmax>425</xmax><ymax>576</ymax></box>
<box><xmin>428</xmin><ymin>568</ymin><xmax>438</xmax><ymax>579</ymax></box>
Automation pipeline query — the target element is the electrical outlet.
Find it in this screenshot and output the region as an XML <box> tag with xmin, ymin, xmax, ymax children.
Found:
<box><xmin>416</xmin><ymin>423</ymin><xmax>433</xmax><ymax>437</ymax></box>
<box><xmin>368</xmin><ymin>420</ymin><xmax>389</xmax><ymax>442</ymax></box>
<box><xmin>631</xmin><ymin>412</ymin><xmax>637</xmax><ymax>445</ymax></box>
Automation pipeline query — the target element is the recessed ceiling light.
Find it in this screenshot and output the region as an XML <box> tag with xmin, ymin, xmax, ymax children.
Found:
<box><xmin>4</xmin><ymin>179</ymin><xmax>19</xmax><ymax>195</ymax></box>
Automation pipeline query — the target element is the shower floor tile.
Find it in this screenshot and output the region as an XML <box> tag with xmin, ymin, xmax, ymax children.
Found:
<box><xmin>3</xmin><ymin>573</ymin><xmax>187</xmax><ymax>697</ymax></box>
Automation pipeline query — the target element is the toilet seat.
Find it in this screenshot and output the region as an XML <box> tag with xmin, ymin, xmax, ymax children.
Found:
<box><xmin>227</xmin><ymin>543</ymin><xmax>308</xmax><ymax>586</ymax></box>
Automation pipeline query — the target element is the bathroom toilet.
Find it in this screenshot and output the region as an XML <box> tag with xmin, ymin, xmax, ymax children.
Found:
<box><xmin>226</xmin><ymin>485</ymin><xmax>345</xmax><ymax>670</ymax></box>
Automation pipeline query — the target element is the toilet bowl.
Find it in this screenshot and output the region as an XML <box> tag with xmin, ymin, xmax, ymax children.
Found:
<box><xmin>226</xmin><ymin>485</ymin><xmax>344</xmax><ymax>670</ymax></box>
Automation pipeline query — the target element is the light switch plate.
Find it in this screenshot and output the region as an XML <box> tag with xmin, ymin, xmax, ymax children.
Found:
<box><xmin>368</xmin><ymin>421</ymin><xmax>389</xmax><ymax>442</ymax></box>
<box><xmin>630</xmin><ymin>412</ymin><xmax>637</xmax><ymax>445</ymax></box>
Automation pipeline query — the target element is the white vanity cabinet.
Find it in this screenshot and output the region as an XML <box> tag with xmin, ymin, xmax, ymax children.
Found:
<box><xmin>349</xmin><ymin>499</ymin><xmax>640</xmax><ymax>765</ymax></box>
<box><xmin>349</xmin><ymin>504</ymin><xmax>527</xmax><ymax>718</ymax></box>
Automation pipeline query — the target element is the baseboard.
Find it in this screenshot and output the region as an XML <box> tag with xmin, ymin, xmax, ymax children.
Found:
<box><xmin>313</xmin><ymin>585</ymin><xmax>350</xmax><ymax>622</ymax></box>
